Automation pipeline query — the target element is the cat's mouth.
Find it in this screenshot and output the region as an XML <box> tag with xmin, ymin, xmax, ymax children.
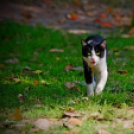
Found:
<box><xmin>91</xmin><ymin>61</ymin><xmax>96</xmax><ymax>65</ymax></box>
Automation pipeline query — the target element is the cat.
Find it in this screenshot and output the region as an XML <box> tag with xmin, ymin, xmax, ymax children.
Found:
<box><xmin>81</xmin><ymin>35</ymin><xmax>108</xmax><ymax>96</ymax></box>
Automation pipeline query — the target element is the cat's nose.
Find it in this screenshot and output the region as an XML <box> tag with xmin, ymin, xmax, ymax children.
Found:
<box><xmin>91</xmin><ymin>58</ymin><xmax>95</xmax><ymax>62</ymax></box>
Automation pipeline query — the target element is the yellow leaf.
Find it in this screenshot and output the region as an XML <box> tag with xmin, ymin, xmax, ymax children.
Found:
<box><xmin>10</xmin><ymin>109</ymin><xmax>23</xmax><ymax>121</ymax></box>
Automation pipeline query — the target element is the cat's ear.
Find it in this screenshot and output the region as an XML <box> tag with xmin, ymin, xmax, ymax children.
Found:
<box><xmin>81</xmin><ymin>39</ymin><xmax>87</xmax><ymax>47</ymax></box>
<box><xmin>100</xmin><ymin>39</ymin><xmax>107</xmax><ymax>49</ymax></box>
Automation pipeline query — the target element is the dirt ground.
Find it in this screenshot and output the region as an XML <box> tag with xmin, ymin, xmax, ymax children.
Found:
<box><xmin>0</xmin><ymin>1</ymin><xmax>132</xmax><ymax>34</ymax></box>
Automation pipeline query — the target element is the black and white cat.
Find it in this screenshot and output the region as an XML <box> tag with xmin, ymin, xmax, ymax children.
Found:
<box><xmin>81</xmin><ymin>35</ymin><xmax>108</xmax><ymax>96</ymax></box>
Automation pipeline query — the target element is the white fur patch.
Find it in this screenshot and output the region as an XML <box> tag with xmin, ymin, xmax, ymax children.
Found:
<box><xmin>88</xmin><ymin>40</ymin><xmax>93</xmax><ymax>44</ymax></box>
<box><xmin>87</xmin><ymin>83</ymin><xmax>94</xmax><ymax>96</ymax></box>
<box><xmin>82</xmin><ymin>40</ymin><xmax>87</xmax><ymax>46</ymax></box>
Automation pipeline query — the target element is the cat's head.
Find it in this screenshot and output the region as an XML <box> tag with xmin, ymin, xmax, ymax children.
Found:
<box><xmin>81</xmin><ymin>35</ymin><xmax>107</xmax><ymax>66</ymax></box>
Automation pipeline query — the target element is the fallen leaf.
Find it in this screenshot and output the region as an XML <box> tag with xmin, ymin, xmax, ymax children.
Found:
<box><xmin>66</xmin><ymin>12</ymin><xmax>78</xmax><ymax>20</ymax></box>
<box><xmin>32</xmin><ymin>70</ymin><xmax>43</xmax><ymax>74</ymax></box>
<box><xmin>65</xmin><ymin>64</ymin><xmax>73</xmax><ymax>71</ymax></box>
<box><xmin>93</xmin><ymin>18</ymin><xmax>103</xmax><ymax>23</ymax></box>
<box><xmin>68</xmin><ymin>118</ymin><xmax>82</xmax><ymax>128</ymax></box>
<box><xmin>13</xmin><ymin>78</ymin><xmax>21</xmax><ymax>83</ymax></box>
<box><xmin>100</xmin><ymin>13</ymin><xmax>106</xmax><ymax>18</ymax></box>
<box><xmin>25</xmin><ymin>86</ymin><xmax>31</xmax><ymax>91</ymax></box>
<box><xmin>18</xmin><ymin>93</ymin><xmax>25</xmax><ymax>103</ymax></box>
<box><xmin>128</xmin><ymin>27</ymin><xmax>134</xmax><ymax>34</ymax></box>
<box><xmin>121</xmin><ymin>16</ymin><xmax>132</xmax><ymax>26</ymax></box>
<box><xmin>21</xmin><ymin>12</ymin><xmax>32</xmax><ymax>19</ymax></box>
<box><xmin>118</xmin><ymin>70</ymin><xmax>127</xmax><ymax>75</ymax></box>
<box><xmin>101</xmin><ymin>22</ymin><xmax>112</xmax><ymax>28</ymax></box>
<box><xmin>81</xmin><ymin>97</ymin><xmax>89</xmax><ymax>101</ymax></box>
<box><xmin>70</xmin><ymin>14</ymin><xmax>78</xmax><ymax>20</ymax></box>
<box><xmin>63</xmin><ymin>110</ymin><xmax>81</xmax><ymax>117</ymax></box>
<box><xmin>106</xmin><ymin>7</ymin><xmax>113</xmax><ymax>14</ymax></box>
<box><xmin>89</xmin><ymin>112</ymin><xmax>105</xmax><ymax>121</ymax></box>
<box><xmin>74</xmin><ymin>0</ymin><xmax>82</xmax><ymax>7</ymax></box>
<box><xmin>44</xmin><ymin>0</ymin><xmax>52</xmax><ymax>5</ymax></box>
<box><xmin>34</xmin><ymin>118</ymin><xmax>52</xmax><ymax>130</ymax></box>
<box><xmin>124</xmin><ymin>46</ymin><xmax>134</xmax><ymax>50</ymax></box>
<box><xmin>34</xmin><ymin>80</ymin><xmax>39</xmax><ymax>83</ymax></box>
<box><xmin>5</xmin><ymin>58</ymin><xmax>19</xmax><ymax>64</ymax></box>
<box><xmin>23</xmin><ymin>66</ymin><xmax>32</xmax><ymax>70</ymax></box>
<box><xmin>64</xmin><ymin>82</ymin><xmax>76</xmax><ymax>90</ymax></box>
<box><xmin>123</xmin><ymin>121</ymin><xmax>134</xmax><ymax>128</ymax></box>
<box><xmin>6</xmin><ymin>77</ymin><xmax>21</xmax><ymax>83</ymax></box>
<box><xmin>10</xmin><ymin>109</ymin><xmax>23</xmax><ymax>121</ymax></box>
<box><xmin>115</xmin><ymin>119</ymin><xmax>134</xmax><ymax>129</ymax></box>
<box><xmin>121</xmin><ymin>34</ymin><xmax>131</xmax><ymax>38</ymax></box>
<box><xmin>49</xmin><ymin>48</ymin><xmax>64</xmax><ymax>52</ymax></box>
<box><xmin>115</xmin><ymin>103</ymin><xmax>121</xmax><ymax>108</ymax></box>
<box><xmin>129</xmin><ymin>46</ymin><xmax>134</xmax><ymax>50</ymax></box>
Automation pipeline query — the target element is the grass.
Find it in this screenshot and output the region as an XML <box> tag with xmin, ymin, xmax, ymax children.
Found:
<box><xmin>0</xmin><ymin>21</ymin><xmax>134</xmax><ymax>134</ymax></box>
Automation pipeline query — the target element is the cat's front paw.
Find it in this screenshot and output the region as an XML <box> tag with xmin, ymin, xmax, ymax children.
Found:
<box><xmin>95</xmin><ymin>85</ymin><xmax>103</xmax><ymax>95</ymax></box>
<box><xmin>87</xmin><ymin>91</ymin><xmax>94</xmax><ymax>96</ymax></box>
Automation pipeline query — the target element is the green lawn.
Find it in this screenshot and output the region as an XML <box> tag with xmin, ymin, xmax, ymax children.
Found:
<box><xmin>0</xmin><ymin>21</ymin><xmax>134</xmax><ymax>134</ymax></box>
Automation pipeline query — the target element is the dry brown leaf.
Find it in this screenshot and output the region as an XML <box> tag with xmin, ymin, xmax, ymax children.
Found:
<box><xmin>74</xmin><ymin>0</ymin><xmax>82</xmax><ymax>7</ymax></box>
<box><xmin>128</xmin><ymin>27</ymin><xmax>134</xmax><ymax>34</ymax></box>
<box><xmin>118</xmin><ymin>70</ymin><xmax>127</xmax><ymax>75</ymax></box>
<box><xmin>6</xmin><ymin>77</ymin><xmax>21</xmax><ymax>83</ymax></box>
<box><xmin>93</xmin><ymin>18</ymin><xmax>103</xmax><ymax>23</ymax></box>
<box><xmin>34</xmin><ymin>80</ymin><xmax>39</xmax><ymax>83</ymax></box>
<box><xmin>106</xmin><ymin>7</ymin><xmax>113</xmax><ymax>14</ymax></box>
<box><xmin>123</xmin><ymin>121</ymin><xmax>134</xmax><ymax>129</ymax></box>
<box><xmin>32</xmin><ymin>70</ymin><xmax>43</xmax><ymax>74</ymax></box>
<box><xmin>100</xmin><ymin>13</ymin><xmax>106</xmax><ymax>18</ymax></box>
<box><xmin>65</xmin><ymin>64</ymin><xmax>73</xmax><ymax>71</ymax></box>
<box><xmin>121</xmin><ymin>17</ymin><xmax>132</xmax><ymax>26</ymax></box>
<box><xmin>10</xmin><ymin>109</ymin><xmax>23</xmax><ymax>121</ymax></box>
<box><xmin>121</xmin><ymin>34</ymin><xmax>131</xmax><ymax>38</ymax></box>
<box><xmin>89</xmin><ymin>112</ymin><xmax>105</xmax><ymax>121</ymax></box>
<box><xmin>21</xmin><ymin>12</ymin><xmax>32</xmax><ymax>19</ymax></box>
<box><xmin>68</xmin><ymin>118</ymin><xmax>82</xmax><ymax>128</ymax></box>
<box><xmin>18</xmin><ymin>93</ymin><xmax>25</xmax><ymax>103</ymax></box>
<box><xmin>34</xmin><ymin>118</ymin><xmax>52</xmax><ymax>130</ymax></box>
<box><xmin>115</xmin><ymin>119</ymin><xmax>134</xmax><ymax>129</ymax></box>
<box><xmin>64</xmin><ymin>82</ymin><xmax>76</xmax><ymax>90</ymax></box>
<box><xmin>63</xmin><ymin>110</ymin><xmax>81</xmax><ymax>117</ymax></box>
<box><xmin>44</xmin><ymin>0</ymin><xmax>52</xmax><ymax>5</ymax></box>
<box><xmin>5</xmin><ymin>58</ymin><xmax>19</xmax><ymax>64</ymax></box>
<box><xmin>101</xmin><ymin>22</ymin><xmax>112</xmax><ymax>28</ymax></box>
<box><xmin>49</xmin><ymin>48</ymin><xmax>64</xmax><ymax>52</ymax></box>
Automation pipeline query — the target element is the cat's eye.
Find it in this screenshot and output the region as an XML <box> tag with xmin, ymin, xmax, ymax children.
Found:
<box><xmin>96</xmin><ymin>52</ymin><xmax>100</xmax><ymax>55</ymax></box>
<box><xmin>88</xmin><ymin>53</ymin><xmax>91</xmax><ymax>56</ymax></box>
